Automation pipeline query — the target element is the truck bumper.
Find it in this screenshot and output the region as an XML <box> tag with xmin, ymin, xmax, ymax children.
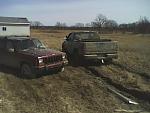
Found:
<box><xmin>33</xmin><ymin>61</ymin><xmax>68</xmax><ymax>74</ymax></box>
<box><xmin>83</xmin><ymin>54</ymin><xmax>118</xmax><ymax>60</ymax></box>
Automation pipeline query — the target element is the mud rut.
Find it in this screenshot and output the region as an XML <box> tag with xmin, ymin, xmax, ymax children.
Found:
<box><xmin>86</xmin><ymin>66</ymin><xmax>150</xmax><ymax>102</ymax></box>
<box><xmin>85</xmin><ymin>63</ymin><xmax>150</xmax><ymax>112</ymax></box>
<box><xmin>0</xmin><ymin>65</ymin><xmax>150</xmax><ymax>113</ymax></box>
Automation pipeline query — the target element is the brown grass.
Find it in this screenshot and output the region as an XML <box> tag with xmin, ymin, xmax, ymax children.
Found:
<box><xmin>101</xmin><ymin>33</ymin><xmax>150</xmax><ymax>75</ymax></box>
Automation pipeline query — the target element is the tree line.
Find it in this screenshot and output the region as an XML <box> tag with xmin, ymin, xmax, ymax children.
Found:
<box><xmin>31</xmin><ymin>14</ymin><xmax>150</xmax><ymax>34</ymax></box>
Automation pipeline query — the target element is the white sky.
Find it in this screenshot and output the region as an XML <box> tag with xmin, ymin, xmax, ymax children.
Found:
<box><xmin>0</xmin><ymin>0</ymin><xmax>150</xmax><ymax>26</ymax></box>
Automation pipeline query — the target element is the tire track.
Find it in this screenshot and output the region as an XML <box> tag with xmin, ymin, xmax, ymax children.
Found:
<box><xmin>112</xmin><ymin>61</ymin><xmax>150</xmax><ymax>80</ymax></box>
<box><xmin>85</xmin><ymin>66</ymin><xmax>150</xmax><ymax>103</ymax></box>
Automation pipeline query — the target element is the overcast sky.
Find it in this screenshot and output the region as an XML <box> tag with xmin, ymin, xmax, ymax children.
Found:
<box><xmin>0</xmin><ymin>0</ymin><xmax>150</xmax><ymax>26</ymax></box>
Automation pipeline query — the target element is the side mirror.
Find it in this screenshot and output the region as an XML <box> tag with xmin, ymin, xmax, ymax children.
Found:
<box><xmin>64</xmin><ymin>36</ymin><xmax>69</xmax><ymax>41</ymax></box>
<box><xmin>8</xmin><ymin>48</ymin><xmax>15</xmax><ymax>52</ymax></box>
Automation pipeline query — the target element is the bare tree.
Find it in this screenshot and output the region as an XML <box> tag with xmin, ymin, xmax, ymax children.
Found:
<box><xmin>55</xmin><ymin>22</ymin><xmax>61</xmax><ymax>27</ymax></box>
<box><xmin>118</xmin><ymin>16</ymin><xmax>150</xmax><ymax>34</ymax></box>
<box><xmin>105</xmin><ymin>20</ymin><xmax>118</xmax><ymax>28</ymax></box>
<box><xmin>85</xmin><ymin>23</ymin><xmax>91</xmax><ymax>27</ymax></box>
<box><xmin>55</xmin><ymin>22</ymin><xmax>67</xmax><ymax>27</ymax></box>
<box><xmin>74</xmin><ymin>23</ymin><xmax>84</xmax><ymax>27</ymax></box>
<box><xmin>30</xmin><ymin>21</ymin><xmax>43</xmax><ymax>28</ymax></box>
<box><xmin>136</xmin><ymin>16</ymin><xmax>150</xmax><ymax>33</ymax></box>
<box><xmin>91</xmin><ymin>14</ymin><xmax>108</xmax><ymax>33</ymax></box>
<box><xmin>92</xmin><ymin>14</ymin><xmax>107</xmax><ymax>27</ymax></box>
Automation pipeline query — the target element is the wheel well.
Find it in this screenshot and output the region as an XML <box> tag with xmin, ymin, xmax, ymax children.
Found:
<box><xmin>20</xmin><ymin>61</ymin><xmax>31</xmax><ymax>68</ymax></box>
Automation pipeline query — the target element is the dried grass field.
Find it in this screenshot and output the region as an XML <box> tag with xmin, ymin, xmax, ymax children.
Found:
<box><xmin>0</xmin><ymin>29</ymin><xmax>150</xmax><ymax>113</ymax></box>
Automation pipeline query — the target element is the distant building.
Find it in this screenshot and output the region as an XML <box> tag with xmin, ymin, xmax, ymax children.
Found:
<box><xmin>0</xmin><ymin>16</ymin><xmax>30</xmax><ymax>37</ymax></box>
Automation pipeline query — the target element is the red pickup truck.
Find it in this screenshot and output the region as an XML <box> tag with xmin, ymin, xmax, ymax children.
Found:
<box><xmin>0</xmin><ymin>37</ymin><xmax>67</xmax><ymax>77</ymax></box>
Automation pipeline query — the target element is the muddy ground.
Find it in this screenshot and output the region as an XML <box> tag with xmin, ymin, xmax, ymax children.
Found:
<box><xmin>0</xmin><ymin>29</ymin><xmax>150</xmax><ymax>113</ymax></box>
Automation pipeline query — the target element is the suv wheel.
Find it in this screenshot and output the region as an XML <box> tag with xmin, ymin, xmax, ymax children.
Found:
<box><xmin>60</xmin><ymin>67</ymin><xmax>65</xmax><ymax>72</ymax></box>
<box><xmin>21</xmin><ymin>64</ymin><xmax>33</xmax><ymax>77</ymax></box>
<box><xmin>58</xmin><ymin>67</ymin><xmax>65</xmax><ymax>72</ymax></box>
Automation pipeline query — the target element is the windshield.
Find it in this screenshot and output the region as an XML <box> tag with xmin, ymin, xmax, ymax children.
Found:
<box><xmin>74</xmin><ymin>32</ymin><xmax>100</xmax><ymax>40</ymax></box>
<box><xmin>32</xmin><ymin>39</ymin><xmax>46</xmax><ymax>49</ymax></box>
<box><xmin>17</xmin><ymin>39</ymin><xmax>46</xmax><ymax>50</ymax></box>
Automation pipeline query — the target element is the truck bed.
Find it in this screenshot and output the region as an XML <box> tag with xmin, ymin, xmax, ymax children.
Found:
<box><xmin>84</xmin><ymin>41</ymin><xmax>118</xmax><ymax>54</ymax></box>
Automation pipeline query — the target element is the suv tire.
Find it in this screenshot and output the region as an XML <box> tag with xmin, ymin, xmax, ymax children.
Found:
<box><xmin>20</xmin><ymin>64</ymin><xmax>34</xmax><ymax>78</ymax></box>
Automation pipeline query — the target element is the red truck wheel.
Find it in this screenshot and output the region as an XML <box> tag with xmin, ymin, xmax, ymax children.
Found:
<box><xmin>60</xmin><ymin>67</ymin><xmax>64</xmax><ymax>72</ymax></box>
<box><xmin>20</xmin><ymin>64</ymin><xmax>33</xmax><ymax>77</ymax></box>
